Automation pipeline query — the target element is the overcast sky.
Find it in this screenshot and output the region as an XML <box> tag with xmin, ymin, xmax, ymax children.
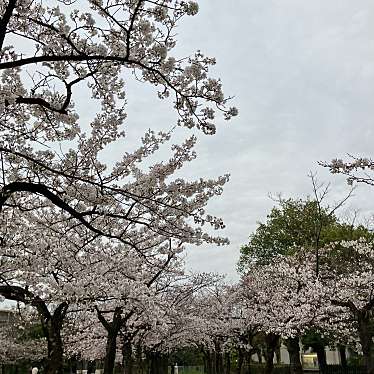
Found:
<box><xmin>82</xmin><ymin>0</ymin><xmax>374</xmax><ymax>282</ymax></box>
<box><xmin>109</xmin><ymin>0</ymin><xmax>373</xmax><ymax>281</ymax></box>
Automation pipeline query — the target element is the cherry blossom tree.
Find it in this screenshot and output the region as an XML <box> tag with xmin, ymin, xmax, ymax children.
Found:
<box><xmin>0</xmin><ymin>2</ymin><xmax>236</xmax><ymax>367</ymax></box>
<box><xmin>323</xmin><ymin>157</ymin><xmax>374</xmax><ymax>187</ymax></box>
<box><xmin>134</xmin><ymin>273</ymin><xmax>225</xmax><ymax>374</ymax></box>
<box><xmin>85</xmin><ymin>250</ymin><xmax>185</xmax><ymax>374</ymax></box>
<box><xmin>165</xmin><ymin>282</ymin><xmax>243</xmax><ymax>374</ymax></box>
<box><xmin>242</xmin><ymin>250</ymin><xmax>326</xmax><ymax>374</ymax></box>
<box><xmin>0</xmin><ymin>206</ymin><xmax>119</xmax><ymax>373</ymax></box>
<box><xmin>0</xmin><ymin>143</ymin><xmax>230</xmax><ymax>374</ymax></box>
<box><xmin>0</xmin><ymin>2</ymin><xmax>237</xmax><ymax>369</ymax></box>
<box><xmin>0</xmin><ymin>4</ymin><xmax>239</xmax><ymax>372</ymax></box>
<box><xmin>63</xmin><ymin>271</ymin><xmax>224</xmax><ymax>374</ymax></box>
<box><xmin>316</xmin><ymin>240</ymin><xmax>374</xmax><ymax>374</ymax></box>
<box><xmin>240</xmin><ymin>237</ymin><xmax>374</xmax><ymax>374</ymax></box>
<box><xmin>0</xmin><ymin>0</ymin><xmax>237</xmax><ymax>243</ymax></box>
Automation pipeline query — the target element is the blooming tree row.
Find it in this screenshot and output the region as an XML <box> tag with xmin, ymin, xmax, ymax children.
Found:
<box><xmin>239</xmin><ymin>239</ymin><xmax>374</xmax><ymax>374</ymax></box>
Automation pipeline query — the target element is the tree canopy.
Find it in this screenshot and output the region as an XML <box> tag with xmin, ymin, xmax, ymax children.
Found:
<box><xmin>238</xmin><ymin>197</ymin><xmax>374</xmax><ymax>272</ymax></box>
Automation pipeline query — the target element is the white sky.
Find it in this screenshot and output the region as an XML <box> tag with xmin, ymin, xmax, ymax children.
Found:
<box><xmin>103</xmin><ymin>0</ymin><xmax>374</xmax><ymax>281</ymax></box>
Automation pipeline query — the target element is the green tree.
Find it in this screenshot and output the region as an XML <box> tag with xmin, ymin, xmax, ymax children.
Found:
<box><xmin>237</xmin><ymin>198</ymin><xmax>335</xmax><ymax>272</ymax></box>
<box><xmin>238</xmin><ymin>198</ymin><xmax>374</xmax><ymax>273</ymax></box>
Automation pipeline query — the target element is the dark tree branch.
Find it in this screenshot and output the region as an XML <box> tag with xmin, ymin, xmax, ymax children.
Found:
<box><xmin>0</xmin><ymin>284</ymin><xmax>50</xmax><ymax>319</ymax></box>
<box><xmin>11</xmin><ymin>96</ymin><xmax>68</xmax><ymax>114</ymax></box>
<box><xmin>0</xmin><ymin>146</ymin><xmax>199</xmax><ymax>222</ymax></box>
<box><xmin>0</xmin><ymin>0</ymin><xmax>17</xmax><ymax>50</ymax></box>
<box><xmin>146</xmin><ymin>241</ymin><xmax>174</xmax><ymax>287</ymax></box>
<box><xmin>0</xmin><ymin>53</ymin><xmax>127</xmax><ymax>69</ymax></box>
<box><xmin>0</xmin><ymin>181</ymin><xmax>138</xmax><ymax>249</ymax></box>
<box><xmin>331</xmin><ymin>299</ymin><xmax>358</xmax><ymax>314</ymax></box>
<box><xmin>9</xmin><ymin>71</ymin><xmax>97</xmax><ymax>114</ymax></box>
<box><xmin>126</xmin><ymin>0</ymin><xmax>144</xmax><ymax>59</ymax></box>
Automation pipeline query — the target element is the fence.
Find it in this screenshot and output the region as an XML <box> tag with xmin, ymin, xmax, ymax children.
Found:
<box><xmin>320</xmin><ymin>365</ymin><xmax>366</xmax><ymax>374</ymax></box>
<box><xmin>169</xmin><ymin>366</ymin><xmax>204</xmax><ymax>374</ymax></box>
<box><xmin>243</xmin><ymin>364</ymin><xmax>291</xmax><ymax>374</ymax></box>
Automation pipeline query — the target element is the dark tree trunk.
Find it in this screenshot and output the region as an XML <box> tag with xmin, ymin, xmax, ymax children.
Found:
<box><xmin>224</xmin><ymin>351</ymin><xmax>231</xmax><ymax>374</ymax></box>
<box><xmin>149</xmin><ymin>352</ymin><xmax>157</xmax><ymax>374</ymax></box>
<box><xmin>43</xmin><ymin>320</ymin><xmax>64</xmax><ymax>374</ymax></box>
<box><xmin>149</xmin><ymin>352</ymin><xmax>167</xmax><ymax>374</ymax></box>
<box><xmin>207</xmin><ymin>353</ymin><xmax>213</xmax><ymax>374</ymax></box>
<box><xmin>135</xmin><ymin>345</ymin><xmax>145</xmax><ymax>374</ymax></box>
<box><xmin>338</xmin><ymin>346</ymin><xmax>347</xmax><ymax>368</ymax></box>
<box><xmin>104</xmin><ymin>331</ymin><xmax>118</xmax><ymax>374</ymax></box>
<box><xmin>244</xmin><ymin>350</ymin><xmax>253</xmax><ymax>374</ymax></box>
<box><xmin>256</xmin><ymin>350</ymin><xmax>262</xmax><ymax>364</ymax></box>
<box><xmin>275</xmin><ymin>346</ymin><xmax>281</xmax><ymax>365</ymax></box>
<box><xmin>203</xmin><ymin>349</ymin><xmax>217</xmax><ymax>374</ymax></box>
<box><xmin>0</xmin><ymin>287</ymin><xmax>67</xmax><ymax>374</ymax></box>
<box><xmin>122</xmin><ymin>340</ymin><xmax>133</xmax><ymax>374</ymax></box>
<box><xmin>88</xmin><ymin>361</ymin><xmax>96</xmax><ymax>374</ymax></box>
<box><xmin>201</xmin><ymin>348</ymin><xmax>210</xmax><ymax>374</ymax></box>
<box><xmin>264</xmin><ymin>334</ymin><xmax>279</xmax><ymax>374</ymax></box>
<box><xmin>69</xmin><ymin>358</ymin><xmax>78</xmax><ymax>374</ymax></box>
<box><xmin>160</xmin><ymin>354</ymin><xmax>167</xmax><ymax>374</ymax></box>
<box><xmin>215</xmin><ymin>342</ymin><xmax>224</xmax><ymax>374</ymax></box>
<box><xmin>216</xmin><ymin>352</ymin><xmax>224</xmax><ymax>374</ymax></box>
<box><xmin>237</xmin><ymin>348</ymin><xmax>244</xmax><ymax>374</ymax></box>
<box><xmin>97</xmin><ymin>307</ymin><xmax>122</xmax><ymax>374</ymax></box>
<box><xmin>358</xmin><ymin>314</ymin><xmax>374</xmax><ymax>374</ymax></box>
<box><xmin>211</xmin><ymin>350</ymin><xmax>217</xmax><ymax>374</ymax></box>
<box><xmin>42</xmin><ymin>304</ymin><xmax>68</xmax><ymax>374</ymax></box>
<box><xmin>313</xmin><ymin>344</ymin><xmax>327</xmax><ymax>370</ymax></box>
<box><xmin>285</xmin><ymin>337</ymin><xmax>303</xmax><ymax>374</ymax></box>
<box><xmin>202</xmin><ymin>349</ymin><xmax>212</xmax><ymax>374</ymax></box>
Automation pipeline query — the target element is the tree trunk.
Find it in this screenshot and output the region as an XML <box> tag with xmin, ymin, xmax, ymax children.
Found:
<box><xmin>216</xmin><ymin>352</ymin><xmax>224</xmax><ymax>374</ymax></box>
<box><xmin>285</xmin><ymin>337</ymin><xmax>303</xmax><ymax>374</ymax></box>
<box><xmin>244</xmin><ymin>350</ymin><xmax>253</xmax><ymax>374</ymax></box>
<box><xmin>202</xmin><ymin>349</ymin><xmax>213</xmax><ymax>374</ymax></box>
<box><xmin>88</xmin><ymin>361</ymin><xmax>96</xmax><ymax>374</ymax></box>
<box><xmin>41</xmin><ymin>304</ymin><xmax>68</xmax><ymax>374</ymax></box>
<box><xmin>313</xmin><ymin>344</ymin><xmax>327</xmax><ymax>370</ymax></box>
<box><xmin>0</xmin><ymin>287</ymin><xmax>66</xmax><ymax>374</ymax></box>
<box><xmin>97</xmin><ymin>307</ymin><xmax>122</xmax><ymax>374</ymax></box>
<box><xmin>256</xmin><ymin>350</ymin><xmax>262</xmax><ymax>364</ymax></box>
<box><xmin>44</xmin><ymin>321</ymin><xmax>64</xmax><ymax>374</ymax></box>
<box><xmin>202</xmin><ymin>350</ymin><xmax>208</xmax><ymax>374</ymax></box>
<box><xmin>160</xmin><ymin>354</ymin><xmax>167</xmax><ymax>374</ymax></box>
<box><xmin>149</xmin><ymin>352</ymin><xmax>156</xmax><ymax>374</ymax></box>
<box><xmin>149</xmin><ymin>352</ymin><xmax>167</xmax><ymax>374</ymax></box>
<box><xmin>122</xmin><ymin>340</ymin><xmax>133</xmax><ymax>374</ymax></box>
<box><xmin>215</xmin><ymin>342</ymin><xmax>224</xmax><ymax>374</ymax></box>
<box><xmin>275</xmin><ymin>346</ymin><xmax>281</xmax><ymax>365</ymax></box>
<box><xmin>135</xmin><ymin>345</ymin><xmax>145</xmax><ymax>374</ymax></box>
<box><xmin>264</xmin><ymin>334</ymin><xmax>279</xmax><ymax>374</ymax></box>
<box><xmin>104</xmin><ymin>330</ymin><xmax>118</xmax><ymax>374</ymax></box>
<box><xmin>237</xmin><ymin>348</ymin><xmax>244</xmax><ymax>374</ymax></box>
<box><xmin>338</xmin><ymin>345</ymin><xmax>347</xmax><ymax>368</ymax></box>
<box><xmin>224</xmin><ymin>351</ymin><xmax>231</xmax><ymax>374</ymax></box>
<box><xmin>358</xmin><ymin>315</ymin><xmax>374</xmax><ymax>374</ymax></box>
<box><xmin>211</xmin><ymin>350</ymin><xmax>217</xmax><ymax>374</ymax></box>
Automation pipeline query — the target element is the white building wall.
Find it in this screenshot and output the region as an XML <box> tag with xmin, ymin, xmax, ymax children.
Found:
<box><xmin>251</xmin><ymin>343</ymin><xmax>343</xmax><ymax>366</ymax></box>
<box><xmin>325</xmin><ymin>347</ymin><xmax>340</xmax><ymax>365</ymax></box>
